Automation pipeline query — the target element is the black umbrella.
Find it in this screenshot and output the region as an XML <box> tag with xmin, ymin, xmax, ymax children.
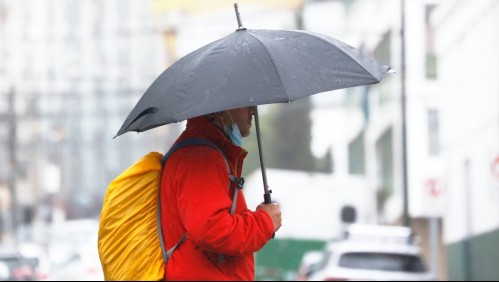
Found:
<box><xmin>116</xmin><ymin>4</ymin><xmax>391</xmax><ymax>204</ymax></box>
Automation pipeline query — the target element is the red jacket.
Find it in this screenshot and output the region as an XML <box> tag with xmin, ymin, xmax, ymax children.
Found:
<box><xmin>160</xmin><ymin>117</ymin><xmax>274</xmax><ymax>281</ymax></box>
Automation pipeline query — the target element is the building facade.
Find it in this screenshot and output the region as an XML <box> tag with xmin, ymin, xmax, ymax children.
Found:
<box><xmin>0</xmin><ymin>0</ymin><xmax>175</xmax><ymax>242</ymax></box>
<box><xmin>433</xmin><ymin>0</ymin><xmax>499</xmax><ymax>280</ymax></box>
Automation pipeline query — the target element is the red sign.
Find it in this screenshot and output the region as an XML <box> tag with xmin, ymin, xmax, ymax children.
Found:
<box><xmin>492</xmin><ymin>156</ymin><xmax>499</xmax><ymax>181</ymax></box>
<box><xmin>426</xmin><ymin>178</ymin><xmax>444</xmax><ymax>198</ymax></box>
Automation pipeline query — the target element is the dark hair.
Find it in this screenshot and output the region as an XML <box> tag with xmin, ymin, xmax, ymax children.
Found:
<box><xmin>207</xmin><ymin>111</ymin><xmax>223</xmax><ymax>122</ymax></box>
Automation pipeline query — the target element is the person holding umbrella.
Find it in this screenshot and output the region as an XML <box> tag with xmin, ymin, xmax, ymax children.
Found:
<box><xmin>159</xmin><ymin>106</ymin><xmax>282</xmax><ymax>281</ymax></box>
<box><xmin>113</xmin><ymin>5</ymin><xmax>391</xmax><ymax>281</ymax></box>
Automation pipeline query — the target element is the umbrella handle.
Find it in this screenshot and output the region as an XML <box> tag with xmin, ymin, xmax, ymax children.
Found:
<box><xmin>264</xmin><ymin>193</ymin><xmax>272</xmax><ymax>204</ymax></box>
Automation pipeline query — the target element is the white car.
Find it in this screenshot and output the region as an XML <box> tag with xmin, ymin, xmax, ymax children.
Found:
<box><xmin>296</xmin><ymin>250</ymin><xmax>325</xmax><ymax>281</ymax></box>
<box><xmin>298</xmin><ymin>225</ymin><xmax>437</xmax><ymax>281</ymax></box>
<box><xmin>0</xmin><ymin>261</ymin><xmax>9</xmax><ymax>280</ymax></box>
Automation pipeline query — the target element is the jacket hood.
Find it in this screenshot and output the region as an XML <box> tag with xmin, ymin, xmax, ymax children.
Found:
<box><xmin>180</xmin><ymin>116</ymin><xmax>248</xmax><ymax>168</ymax></box>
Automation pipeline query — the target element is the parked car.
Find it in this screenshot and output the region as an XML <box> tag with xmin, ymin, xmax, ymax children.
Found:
<box><xmin>0</xmin><ymin>246</ymin><xmax>36</xmax><ymax>281</ymax></box>
<box><xmin>297</xmin><ymin>224</ymin><xmax>437</xmax><ymax>281</ymax></box>
<box><xmin>0</xmin><ymin>262</ymin><xmax>9</xmax><ymax>281</ymax></box>
<box><xmin>18</xmin><ymin>243</ymin><xmax>52</xmax><ymax>281</ymax></box>
<box><xmin>296</xmin><ymin>250</ymin><xmax>324</xmax><ymax>281</ymax></box>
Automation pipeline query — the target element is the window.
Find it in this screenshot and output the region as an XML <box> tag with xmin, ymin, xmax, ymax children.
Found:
<box><xmin>339</xmin><ymin>252</ymin><xmax>427</xmax><ymax>273</ymax></box>
<box><xmin>376</xmin><ymin>128</ymin><xmax>394</xmax><ymax>213</ymax></box>
<box><xmin>349</xmin><ymin>131</ymin><xmax>365</xmax><ymax>175</ymax></box>
<box><xmin>373</xmin><ymin>31</ymin><xmax>393</xmax><ymax>105</ymax></box>
<box><xmin>425</xmin><ymin>5</ymin><xmax>437</xmax><ymax>79</ymax></box>
<box><xmin>428</xmin><ymin>109</ymin><xmax>440</xmax><ymax>155</ymax></box>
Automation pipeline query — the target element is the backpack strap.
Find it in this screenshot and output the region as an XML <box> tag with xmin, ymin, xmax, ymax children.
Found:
<box><xmin>157</xmin><ymin>138</ymin><xmax>242</xmax><ymax>264</ymax></box>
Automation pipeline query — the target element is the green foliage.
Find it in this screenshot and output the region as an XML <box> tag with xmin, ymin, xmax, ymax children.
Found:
<box><xmin>242</xmin><ymin>98</ymin><xmax>331</xmax><ymax>176</ymax></box>
<box><xmin>255</xmin><ymin>238</ymin><xmax>327</xmax><ymax>281</ymax></box>
<box><xmin>266</xmin><ymin>98</ymin><xmax>315</xmax><ymax>171</ymax></box>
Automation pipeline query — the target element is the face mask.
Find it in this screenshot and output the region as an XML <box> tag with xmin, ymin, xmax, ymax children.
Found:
<box><xmin>223</xmin><ymin>112</ymin><xmax>243</xmax><ymax>146</ymax></box>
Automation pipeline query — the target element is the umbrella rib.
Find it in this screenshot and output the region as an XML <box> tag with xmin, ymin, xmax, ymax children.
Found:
<box><xmin>304</xmin><ymin>31</ymin><xmax>382</xmax><ymax>81</ymax></box>
<box><xmin>244</xmin><ymin>31</ymin><xmax>290</xmax><ymax>102</ymax></box>
<box><xmin>176</xmin><ymin>35</ymin><xmax>236</xmax><ymax>119</ymax></box>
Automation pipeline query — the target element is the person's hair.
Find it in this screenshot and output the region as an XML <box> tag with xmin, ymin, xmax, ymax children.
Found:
<box><xmin>207</xmin><ymin>111</ymin><xmax>223</xmax><ymax>122</ymax></box>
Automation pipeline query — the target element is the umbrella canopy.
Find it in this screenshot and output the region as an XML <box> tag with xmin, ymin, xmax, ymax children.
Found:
<box><xmin>115</xmin><ymin>28</ymin><xmax>390</xmax><ymax>137</ymax></box>
<box><xmin>116</xmin><ymin>4</ymin><xmax>391</xmax><ymax>205</ymax></box>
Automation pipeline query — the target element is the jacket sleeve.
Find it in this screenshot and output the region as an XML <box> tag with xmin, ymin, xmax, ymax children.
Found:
<box><xmin>173</xmin><ymin>147</ymin><xmax>275</xmax><ymax>256</ymax></box>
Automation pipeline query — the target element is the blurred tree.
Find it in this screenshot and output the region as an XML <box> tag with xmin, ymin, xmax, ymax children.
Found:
<box><xmin>267</xmin><ymin>97</ymin><xmax>316</xmax><ymax>171</ymax></box>
<box><xmin>243</xmin><ymin>97</ymin><xmax>331</xmax><ymax>176</ymax></box>
<box><xmin>243</xmin><ymin>110</ymin><xmax>272</xmax><ymax>176</ymax></box>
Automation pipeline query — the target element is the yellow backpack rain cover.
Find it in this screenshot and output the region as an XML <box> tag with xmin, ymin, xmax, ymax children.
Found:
<box><xmin>98</xmin><ymin>152</ymin><xmax>165</xmax><ymax>281</ymax></box>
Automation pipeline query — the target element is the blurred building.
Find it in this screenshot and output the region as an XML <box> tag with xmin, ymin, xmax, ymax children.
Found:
<box><xmin>0</xmin><ymin>0</ymin><xmax>179</xmax><ymax>242</ymax></box>
<box><xmin>303</xmin><ymin>0</ymin><xmax>448</xmax><ymax>280</ymax></box>
<box><xmin>245</xmin><ymin>168</ymin><xmax>373</xmax><ymax>240</ymax></box>
<box><xmin>433</xmin><ymin>0</ymin><xmax>499</xmax><ymax>280</ymax></box>
<box><xmin>304</xmin><ymin>0</ymin><xmax>499</xmax><ymax>280</ymax></box>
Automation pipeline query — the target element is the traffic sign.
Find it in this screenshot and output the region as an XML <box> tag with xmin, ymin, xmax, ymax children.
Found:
<box><xmin>426</xmin><ymin>178</ymin><xmax>444</xmax><ymax>198</ymax></box>
<box><xmin>492</xmin><ymin>156</ymin><xmax>499</xmax><ymax>181</ymax></box>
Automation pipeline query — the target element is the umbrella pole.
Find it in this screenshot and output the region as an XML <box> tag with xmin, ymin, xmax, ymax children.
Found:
<box><xmin>253</xmin><ymin>106</ymin><xmax>272</xmax><ymax>204</ymax></box>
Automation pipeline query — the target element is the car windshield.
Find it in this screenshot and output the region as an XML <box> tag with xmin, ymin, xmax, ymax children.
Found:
<box><xmin>338</xmin><ymin>252</ymin><xmax>427</xmax><ymax>273</ymax></box>
<box><xmin>0</xmin><ymin>256</ymin><xmax>23</xmax><ymax>269</ymax></box>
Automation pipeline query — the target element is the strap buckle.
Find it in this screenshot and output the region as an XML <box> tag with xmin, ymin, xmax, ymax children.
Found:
<box><xmin>237</xmin><ymin>177</ymin><xmax>245</xmax><ymax>189</ymax></box>
<box><xmin>229</xmin><ymin>175</ymin><xmax>245</xmax><ymax>189</ymax></box>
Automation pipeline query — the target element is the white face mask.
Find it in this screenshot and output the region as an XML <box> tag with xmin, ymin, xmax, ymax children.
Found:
<box><xmin>223</xmin><ymin>112</ymin><xmax>243</xmax><ymax>146</ymax></box>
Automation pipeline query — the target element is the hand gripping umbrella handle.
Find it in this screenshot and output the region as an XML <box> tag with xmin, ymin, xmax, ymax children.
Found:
<box><xmin>254</xmin><ymin>107</ymin><xmax>275</xmax><ymax>239</ymax></box>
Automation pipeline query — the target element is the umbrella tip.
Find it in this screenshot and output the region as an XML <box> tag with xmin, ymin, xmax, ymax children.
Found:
<box><xmin>233</xmin><ymin>3</ymin><xmax>246</xmax><ymax>31</ymax></box>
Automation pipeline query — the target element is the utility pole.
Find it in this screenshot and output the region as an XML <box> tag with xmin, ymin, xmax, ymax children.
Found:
<box><xmin>400</xmin><ymin>0</ymin><xmax>410</xmax><ymax>227</ymax></box>
<box><xmin>7</xmin><ymin>88</ymin><xmax>19</xmax><ymax>244</ymax></box>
